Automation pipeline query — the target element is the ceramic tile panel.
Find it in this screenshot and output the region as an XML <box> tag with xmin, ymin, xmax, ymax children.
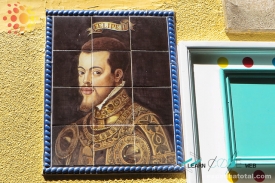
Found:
<box><xmin>132</xmin><ymin>51</ymin><xmax>171</xmax><ymax>87</ymax></box>
<box><xmin>52</xmin><ymin>87</ymin><xmax>134</xmax><ymax>126</ymax></box>
<box><xmin>92</xmin><ymin>16</ymin><xmax>131</xmax><ymax>51</ymax></box>
<box><xmin>52</xmin><ymin>125</ymin><xmax>95</xmax><ymax>166</ymax></box>
<box><xmin>92</xmin><ymin>125</ymin><xmax>136</xmax><ymax>165</ymax></box>
<box><xmin>130</xmin><ymin>17</ymin><xmax>168</xmax><ymax>51</ymax></box>
<box><xmin>52</xmin><ymin>87</ymin><xmax>84</xmax><ymax>126</ymax></box>
<box><xmin>134</xmin><ymin>125</ymin><xmax>175</xmax><ymax>165</ymax></box>
<box><xmin>44</xmin><ymin>10</ymin><xmax>183</xmax><ymax>174</ymax></box>
<box><xmin>89</xmin><ymin>51</ymin><xmax>132</xmax><ymax>87</ymax></box>
<box><xmin>53</xmin><ymin>16</ymin><xmax>91</xmax><ymax>51</ymax></box>
<box><xmin>52</xmin><ymin>51</ymin><xmax>80</xmax><ymax>87</ymax></box>
<box><xmin>132</xmin><ymin>87</ymin><xmax>173</xmax><ymax>125</ymax></box>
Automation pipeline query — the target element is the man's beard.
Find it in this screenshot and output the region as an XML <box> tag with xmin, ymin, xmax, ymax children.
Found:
<box><xmin>79</xmin><ymin>84</ymin><xmax>115</xmax><ymax>112</ymax></box>
<box><xmin>79</xmin><ymin>87</ymin><xmax>95</xmax><ymax>112</ymax></box>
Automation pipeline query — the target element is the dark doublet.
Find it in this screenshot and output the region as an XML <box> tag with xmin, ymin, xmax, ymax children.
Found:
<box><xmin>53</xmin><ymin>89</ymin><xmax>175</xmax><ymax>166</ymax></box>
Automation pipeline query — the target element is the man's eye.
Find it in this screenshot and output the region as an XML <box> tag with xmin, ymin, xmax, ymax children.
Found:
<box><xmin>78</xmin><ymin>71</ymin><xmax>85</xmax><ymax>76</ymax></box>
<box><xmin>93</xmin><ymin>71</ymin><xmax>101</xmax><ymax>75</ymax></box>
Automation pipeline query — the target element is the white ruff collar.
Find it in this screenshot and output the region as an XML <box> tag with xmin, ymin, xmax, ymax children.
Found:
<box><xmin>96</xmin><ymin>81</ymin><xmax>125</xmax><ymax>110</ymax></box>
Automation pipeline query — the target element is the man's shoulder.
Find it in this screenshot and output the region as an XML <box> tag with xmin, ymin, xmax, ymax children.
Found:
<box><xmin>132</xmin><ymin>103</ymin><xmax>161</xmax><ymax>125</ymax></box>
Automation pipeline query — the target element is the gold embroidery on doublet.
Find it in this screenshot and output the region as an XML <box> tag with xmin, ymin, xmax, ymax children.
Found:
<box><xmin>55</xmin><ymin>124</ymin><xmax>79</xmax><ymax>160</ymax></box>
<box><xmin>53</xmin><ymin>89</ymin><xmax>175</xmax><ymax>166</ymax></box>
<box><xmin>109</xmin><ymin>135</ymin><xmax>151</xmax><ymax>164</ymax></box>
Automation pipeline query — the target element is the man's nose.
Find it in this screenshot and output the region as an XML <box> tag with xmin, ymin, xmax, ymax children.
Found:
<box><xmin>83</xmin><ymin>72</ymin><xmax>92</xmax><ymax>85</ymax></box>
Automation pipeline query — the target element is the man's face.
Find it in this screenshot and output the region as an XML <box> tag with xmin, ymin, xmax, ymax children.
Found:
<box><xmin>78</xmin><ymin>51</ymin><xmax>116</xmax><ymax>112</ymax></box>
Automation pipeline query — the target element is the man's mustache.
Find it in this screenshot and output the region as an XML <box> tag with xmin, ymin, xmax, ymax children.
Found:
<box><xmin>79</xmin><ymin>86</ymin><xmax>96</xmax><ymax>95</ymax></box>
<box><xmin>80</xmin><ymin>86</ymin><xmax>95</xmax><ymax>91</ymax></box>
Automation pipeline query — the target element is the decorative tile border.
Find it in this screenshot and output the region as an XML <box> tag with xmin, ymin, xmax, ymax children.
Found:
<box><xmin>46</xmin><ymin>10</ymin><xmax>174</xmax><ymax>16</ymax></box>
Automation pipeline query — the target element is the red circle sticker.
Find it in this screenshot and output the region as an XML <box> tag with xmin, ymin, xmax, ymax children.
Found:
<box><xmin>242</xmin><ymin>57</ymin><xmax>254</xmax><ymax>68</ymax></box>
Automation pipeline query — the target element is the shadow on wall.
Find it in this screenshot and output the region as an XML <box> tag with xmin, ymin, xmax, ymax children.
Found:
<box><xmin>226</xmin><ymin>32</ymin><xmax>275</xmax><ymax>41</ymax></box>
<box><xmin>43</xmin><ymin>172</ymin><xmax>186</xmax><ymax>181</ymax></box>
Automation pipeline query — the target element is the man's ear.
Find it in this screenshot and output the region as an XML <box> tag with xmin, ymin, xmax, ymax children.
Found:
<box><xmin>114</xmin><ymin>69</ymin><xmax>123</xmax><ymax>83</ymax></box>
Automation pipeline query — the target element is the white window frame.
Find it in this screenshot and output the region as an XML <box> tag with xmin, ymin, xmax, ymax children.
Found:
<box><xmin>178</xmin><ymin>41</ymin><xmax>275</xmax><ymax>183</ymax></box>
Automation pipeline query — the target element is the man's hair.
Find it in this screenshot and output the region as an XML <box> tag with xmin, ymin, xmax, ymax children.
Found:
<box><xmin>81</xmin><ymin>37</ymin><xmax>130</xmax><ymax>74</ymax></box>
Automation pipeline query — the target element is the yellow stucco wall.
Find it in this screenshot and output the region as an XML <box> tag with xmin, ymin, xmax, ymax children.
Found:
<box><xmin>1</xmin><ymin>0</ymin><xmax>275</xmax><ymax>182</ymax></box>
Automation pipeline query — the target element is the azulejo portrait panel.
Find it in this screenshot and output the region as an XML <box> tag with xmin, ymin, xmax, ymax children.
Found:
<box><xmin>44</xmin><ymin>10</ymin><xmax>183</xmax><ymax>174</ymax></box>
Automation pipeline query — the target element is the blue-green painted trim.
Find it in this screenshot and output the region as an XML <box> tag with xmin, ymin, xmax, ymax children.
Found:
<box><xmin>226</xmin><ymin>75</ymin><xmax>238</xmax><ymax>167</ymax></box>
<box><xmin>220</xmin><ymin>70</ymin><xmax>235</xmax><ymax>168</ymax></box>
<box><xmin>229</xmin><ymin>75</ymin><xmax>275</xmax><ymax>78</ymax></box>
<box><xmin>236</xmin><ymin>157</ymin><xmax>275</xmax><ymax>160</ymax></box>
<box><xmin>220</xmin><ymin>69</ymin><xmax>275</xmax><ymax>167</ymax></box>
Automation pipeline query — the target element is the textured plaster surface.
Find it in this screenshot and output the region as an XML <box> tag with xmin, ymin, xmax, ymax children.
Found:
<box><xmin>224</xmin><ymin>0</ymin><xmax>275</xmax><ymax>32</ymax></box>
<box><xmin>0</xmin><ymin>0</ymin><xmax>275</xmax><ymax>182</ymax></box>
